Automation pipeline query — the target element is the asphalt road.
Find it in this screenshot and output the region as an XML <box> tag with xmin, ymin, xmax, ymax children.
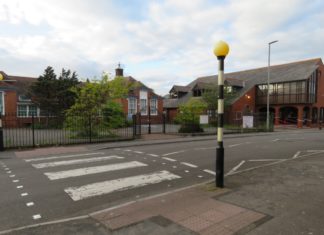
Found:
<box><xmin>0</xmin><ymin>129</ymin><xmax>324</xmax><ymax>232</ymax></box>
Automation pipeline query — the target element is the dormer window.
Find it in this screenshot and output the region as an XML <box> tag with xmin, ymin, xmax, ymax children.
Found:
<box><xmin>19</xmin><ymin>95</ymin><xmax>31</xmax><ymax>102</ymax></box>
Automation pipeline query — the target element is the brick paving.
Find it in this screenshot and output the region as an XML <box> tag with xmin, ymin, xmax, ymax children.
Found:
<box><xmin>92</xmin><ymin>186</ymin><xmax>267</xmax><ymax>234</ymax></box>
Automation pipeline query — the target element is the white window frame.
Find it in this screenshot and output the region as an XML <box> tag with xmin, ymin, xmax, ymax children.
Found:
<box><xmin>0</xmin><ymin>91</ymin><xmax>5</xmax><ymax>115</ymax></box>
<box><xmin>150</xmin><ymin>98</ymin><xmax>158</xmax><ymax>115</ymax></box>
<box><xmin>17</xmin><ymin>104</ymin><xmax>40</xmax><ymax>118</ymax></box>
<box><xmin>128</xmin><ymin>98</ymin><xmax>137</xmax><ymax>115</ymax></box>
<box><xmin>140</xmin><ymin>99</ymin><xmax>147</xmax><ymax>115</ymax></box>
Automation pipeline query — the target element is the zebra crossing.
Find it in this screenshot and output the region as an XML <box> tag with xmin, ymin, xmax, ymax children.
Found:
<box><xmin>25</xmin><ymin>151</ymin><xmax>182</xmax><ymax>201</ymax></box>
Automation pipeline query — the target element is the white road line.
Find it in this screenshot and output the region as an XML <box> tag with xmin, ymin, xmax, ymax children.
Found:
<box><xmin>228</xmin><ymin>143</ymin><xmax>244</xmax><ymax>148</ymax></box>
<box><xmin>271</xmin><ymin>139</ymin><xmax>280</xmax><ymax>142</ymax></box>
<box><xmin>248</xmin><ymin>159</ymin><xmax>285</xmax><ymax>162</ymax></box>
<box><xmin>181</xmin><ymin>162</ymin><xmax>198</xmax><ymax>168</ymax></box>
<box><xmin>306</xmin><ymin>150</ymin><xmax>324</xmax><ymax>152</ymax></box>
<box><xmin>21</xmin><ymin>193</ymin><xmax>28</xmax><ymax>197</ymax></box>
<box><xmin>4</xmin><ymin>168</ymin><xmax>9</xmax><ymax>170</ymax></box>
<box><xmin>33</xmin><ymin>214</ymin><xmax>41</xmax><ymax>220</ymax></box>
<box><xmin>292</xmin><ymin>151</ymin><xmax>301</xmax><ymax>159</ymax></box>
<box><xmin>32</xmin><ymin>156</ymin><xmax>124</xmax><ymax>169</ymax></box>
<box><xmin>162</xmin><ymin>157</ymin><xmax>177</xmax><ymax>162</ymax></box>
<box><xmin>26</xmin><ymin>202</ymin><xmax>34</xmax><ymax>207</ymax></box>
<box><xmin>124</xmin><ymin>150</ymin><xmax>132</xmax><ymax>152</ymax></box>
<box><xmin>13</xmin><ymin>180</ymin><xmax>19</xmax><ymax>183</ymax></box>
<box><xmin>25</xmin><ymin>152</ymin><xmax>105</xmax><ymax>162</ymax></box>
<box><xmin>148</xmin><ymin>154</ymin><xmax>159</xmax><ymax>157</ymax></box>
<box><xmin>172</xmin><ymin>166</ymin><xmax>177</xmax><ymax>168</ymax></box>
<box><xmin>225</xmin><ymin>160</ymin><xmax>246</xmax><ymax>176</ymax></box>
<box><xmin>16</xmin><ymin>186</ymin><xmax>23</xmax><ymax>189</ymax></box>
<box><xmin>195</xmin><ymin>147</ymin><xmax>216</xmax><ymax>150</ymax></box>
<box><xmin>133</xmin><ymin>151</ymin><xmax>143</xmax><ymax>154</ymax></box>
<box><xmin>198</xmin><ymin>175</ymin><xmax>203</xmax><ymax>178</ymax></box>
<box><xmin>65</xmin><ymin>170</ymin><xmax>181</xmax><ymax>201</ymax></box>
<box><xmin>203</xmin><ymin>169</ymin><xmax>216</xmax><ymax>175</ymax></box>
<box><xmin>162</xmin><ymin>151</ymin><xmax>184</xmax><ymax>156</ymax></box>
<box><xmin>9</xmin><ymin>175</ymin><xmax>15</xmax><ymax>178</ymax></box>
<box><xmin>45</xmin><ymin>161</ymin><xmax>147</xmax><ymax>180</ymax></box>
<box><xmin>6</xmin><ymin>171</ymin><xmax>12</xmax><ymax>174</ymax></box>
<box><xmin>185</xmin><ymin>170</ymin><xmax>190</xmax><ymax>173</ymax></box>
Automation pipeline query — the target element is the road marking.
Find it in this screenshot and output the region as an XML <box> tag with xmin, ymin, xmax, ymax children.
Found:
<box><xmin>172</xmin><ymin>166</ymin><xmax>177</xmax><ymax>168</ymax></box>
<box><xmin>32</xmin><ymin>156</ymin><xmax>124</xmax><ymax>169</ymax></box>
<box><xmin>13</xmin><ymin>180</ymin><xmax>19</xmax><ymax>183</ymax></box>
<box><xmin>16</xmin><ymin>185</ymin><xmax>23</xmax><ymax>189</ymax></box>
<box><xmin>6</xmin><ymin>171</ymin><xmax>12</xmax><ymax>174</ymax></box>
<box><xmin>124</xmin><ymin>150</ymin><xmax>132</xmax><ymax>152</ymax></box>
<box><xmin>162</xmin><ymin>157</ymin><xmax>177</xmax><ymax>162</ymax></box>
<box><xmin>9</xmin><ymin>175</ymin><xmax>15</xmax><ymax>178</ymax></box>
<box><xmin>148</xmin><ymin>154</ymin><xmax>159</xmax><ymax>157</ymax></box>
<box><xmin>162</xmin><ymin>151</ymin><xmax>184</xmax><ymax>156</ymax></box>
<box><xmin>181</xmin><ymin>162</ymin><xmax>198</xmax><ymax>168</ymax></box>
<box><xmin>228</xmin><ymin>143</ymin><xmax>244</xmax><ymax>148</ymax></box>
<box><xmin>185</xmin><ymin>170</ymin><xmax>190</xmax><ymax>173</ymax></box>
<box><xmin>4</xmin><ymin>168</ymin><xmax>9</xmax><ymax>170</ymax></box>
<box><xmin>33</xmin><ymin>214</ymin><xmax>41</xmax><ymax>220</ymax></box>
<box><xmin>45</xmin><ymin>161</ymin><xmax>147</xmax><ymax>180</ymax></box>
<box><xmin>198</xmin><ymin>175</ymin><xmax>203</xmax><ymax>178</ymax></box>
<box><xmin>64</xmin><ymin>170</ymin><xmax>181</xmax><ymax>201</ymax></box>
<box><xmin>306</xmin><ymin>150</ymin><xmax>324</xmax><ymax>152</ymax></box>
<box><xmin>162</xmin><ymin>162</ymin><xmax>166</xmax><ymax>165</ymax></box>
<box><xmin>195</xmin><ymin>147</ymin><xmax>216</xmax><ymax>150</ymax></box>
<box><xmin>226</xmin><ymin>160</ymin><xmax>246</xmax><ymax>176</ymax></box>
<box><xmin>248</xmin><ymin>159</ymin><xmax>285</xmax><ymax>162</ymax></box>
<box><xmin>133</xmin><ymin>151</ymin><xmax>143</xmax><ymax>154</ymax></box>
<box><xmin>25</xmin><ymin>152</ymin><xmax>105</xmax><ymax>162</ymax></box>
<box><xmin>271</xmin><ymin>139</ymin><xmax>280</xmax><ymax>142</ymax></box>
<box><xmin>21</xmin><ymin>193</ymin><xmax>28</xmax><ymax>197</ymax></box>
<box><xmin>26</xmin><ymin>202</ymin><xmax>34</xmax><ymax>207</ymax></box>
<box><xmin>203</xmin><ymin>169</ymin><xmax>216</xmax><ymax>175</ymax></box>
<box><xmin>292</xmin><ymin>151</ymin><xmax>301</xmax><ymax>159</ymax></box>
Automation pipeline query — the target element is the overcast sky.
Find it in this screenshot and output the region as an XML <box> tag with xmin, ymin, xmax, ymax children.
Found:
<box><xmin>0</xmin><ymin>0</ymin><xmax>323</xmax><ymax>95</ymax></box>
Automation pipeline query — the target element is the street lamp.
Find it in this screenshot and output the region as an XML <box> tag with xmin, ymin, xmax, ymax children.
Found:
<box><xmin>213</xmin><ymin>40</ymin><xmax>230</xmax><ymax>188</ymax></box>
<box><xmin>267</xmin><ymin>40</ymin><xmax>278</xmax><ymax>131</ymax></box>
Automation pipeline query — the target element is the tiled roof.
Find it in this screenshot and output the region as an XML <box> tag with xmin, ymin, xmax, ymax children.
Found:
<box><xmin>0</xmin><ymin>71</ymin><xmax>37</xmax><ymax>95</ymax></box>
<box><xmin>164</xmin><ymin>58</ymin><xmax>322</xmax><ymax>108</ymax></box>
<box><xmin>169</xmin><ymin>85</ymin><xmax>190</xmax><ymax>93</ymax></box>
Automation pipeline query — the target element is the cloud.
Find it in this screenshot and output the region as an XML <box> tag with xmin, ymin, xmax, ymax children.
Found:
<box><xmin>0</xmin><ymin>0</ymin><xmax>323</xmax><ymax>95</ymax></box>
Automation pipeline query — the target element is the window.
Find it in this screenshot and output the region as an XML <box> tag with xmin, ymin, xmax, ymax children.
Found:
<box><xmin>18</xmin><ymin>105</ymin><xmax>28</xmax><ymax>117</ymax></box>
<box><xmin>17</xmin><ymin>104</ymin><xmax>39</xmax><ymax>117</ymax></box>
<box><xmin>19</xmin><ymin>95</ymin><xmax>31</xmax><ymax>101</ymax></box>
<box><xmin>0</xmin><ymin>91</ymin><xmax>4</xmax><ymax>115</ymax></box>
<box><xmin>150</xmin><ymin>99</ymin><xmax>158</xmax><ymax>115</ymax></box>
<box><xmin>140</xmin><ymin>99</ymin><xmax>147</xmax><ymax>115</ymax></box>
<box><xmin>128</xmin><ymin>98</ymin><xmax>137</xmax><ymax>115</ymax></box>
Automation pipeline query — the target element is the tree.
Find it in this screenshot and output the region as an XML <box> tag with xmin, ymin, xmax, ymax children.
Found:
<box><xmin>29</xmin><ymin>66</ymin><xmax>79</xmax><ymax>116</ymax></box>
<box><xmin>175</xmin><ymin>98</ymin><xmax>207</xmax><ymax>133</ymax></box>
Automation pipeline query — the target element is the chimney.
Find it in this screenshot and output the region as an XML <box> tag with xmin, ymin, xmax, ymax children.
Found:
<box><xmin>115</xmin><ymin>63</ymin><xmax>123</xmax><ymax>77</ymax></box>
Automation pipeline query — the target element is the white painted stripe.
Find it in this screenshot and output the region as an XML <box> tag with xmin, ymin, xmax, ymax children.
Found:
<box><xmin>271</xmin><ymin>139</ymin><xmax>280</xmax><ymax>142</ymax></box>
<box><xmin>4</xmin><ymin>168</ymin><xmax>9</xmax><ymax>170</ymax></box>
<box><xmin>185</xmin><ymin>170</ymin><xmax>190</xmax><ymax>173</ymax></box>
<box><xmin>181</xmin><ymin>162</ymin><xmax>198</xmax><ymax>168</ymax></box>
<box><xmin>162</xmin><ymin>151</ymin><xmax>184</xmax><ymax>156</ymax></box>
<box><xmin>195</xmin><ymin>147</ymin><xmax>216</xmax><ymax>150</ymax></box>
<box><xmin>45</xmin><ymin>161</ymin><xmax>147</xmax><ymax>180</ymax></box>
<box><xmin>292</xmin><ymin>151</ymin><xmax>301</xmax><ymax>159</ymax></box>
<box><xmin>9</xmin><ymin>175</ymin><xmax>15</xmax><ymax>178</ymax></box>
<box><xmin>25</xmin><ymin>152</ymin><xmax>104</xmax><ymax>162</ymax></box>
<box><xmin>203</xmin><ymin>169</ymin><xmax>216</xmax><ymax>175</ymax></box>
<box><xmin>198</xmin><ymin>175</ymin><xmax>203</xmax><ymax>178</ymax></box>
<box><xmin>65</xmin><ymin>170</ymin><xmax>181</xmax><ymax>201</ymax></box>
<box><xmin>13</xmin><ymin>180</ymin><xmax>19</xmax><ymax>183</ymax></box>
<box><xmin>21</xmin><ymin>193</ymin><xmax>28</xmax><ymax>197</ymax></box>
<box><xmin>226</xmin><ymin>160</ymin><xmax>246</xmax><ymax>176</ymax></box>
<box><xmin>124</xmin><ymin>149</ymin><xmax>132</xmax><ymax>152</ymax></box>
<box><xmin>133</xmin><ymin>151</ymin><xmax>143</xmax><ymax>154</ymax></box>
<box><xmin>6</xmin><ymin>171</ymin><xmax>12</xmax><ymax>174</ymax></box>
<box><xmin>148</xmin><ymin>154</ymin><xmax>159</xmax><ymax>157</ymax></box>
<box><xmin>16</xmin><ymin>185</ymin><xmax>23</xmax><ymax>189</ymax></box>
<box><xmin>248</xmin><ymin>159</ymin><xmax>285</xmax><ymax>162</ymax></box>
<box><xmin>162</xmin><ymin>157</ymin><xmax>177</xmax><ymax>162</ymax></box>
<box><xmin>33</xmin><ymin>214</ymin><xmax>41</xmax><ymax>220</ymax></box>
<box><xmin>32</xmin><ymin>156</ymin><xmax>124</xmax><ymax>169</ymax></box>
<box><xmin>228</xmin><ymin>143</ymin><xmax>244</xmax><ymax>148</ymax></box>
<box><xmin>306</xmin><ymin>150</ymin><xmax>324</xmax><ymax>152</ymax></box>
<box><xmin>26</xmin><ymin>202</ymin><xmax>34</xmax><ymax>207</ymax></box>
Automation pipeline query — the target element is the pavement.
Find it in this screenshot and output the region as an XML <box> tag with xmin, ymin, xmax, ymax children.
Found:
<box><xmin>2</xmin><ymin>129</ymin><xmax>324</xmax><ymax>234</ymax></box>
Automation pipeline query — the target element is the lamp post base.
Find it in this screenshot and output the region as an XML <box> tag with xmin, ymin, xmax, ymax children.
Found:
<box><xmin>216</xmin><ymin>146</ymin><xmax>224</xmax><ymax>188</ymax></box>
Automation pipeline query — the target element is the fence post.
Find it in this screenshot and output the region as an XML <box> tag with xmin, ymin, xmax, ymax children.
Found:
<box><xmin>138</xmin><ymin>113</ymin><xmax>142</xmax><ymax>137</ymax></box>
<box><xmin>0</xmin><ymin>114</ymin><xmax>4</xmax><ymax>151</ymax></box>
<box><xmin>132</xmin><ymin>114</ymin><xmax>136</xmax><ymax>138</ymax></box>
<box><xmin>89</xmin><ymin>115</ymin><xmax>92</xmax><ymax>143</ymax></box>
<box><xmin>163</xmin><ymin>113</ymin><xmax>166</xmax><ymax>134</ymax></box>
<box><xmin>32</xmin><ymin>114</ymin><xmax>35</xmax><ymax>148</ymax></box>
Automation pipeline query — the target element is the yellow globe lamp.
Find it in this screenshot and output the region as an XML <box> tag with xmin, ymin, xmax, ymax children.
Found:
<box><xmin>213</xmin><ymin>40</ymin><xmax>230</xmax><ymax>58</ymax></box>
<box><xmin>0</xmin><ymin>73</ymin><xmax>3</xmax><ymax>81</ymax></box>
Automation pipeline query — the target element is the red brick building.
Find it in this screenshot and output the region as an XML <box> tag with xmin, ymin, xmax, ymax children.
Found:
<box><xmin>114</xmin><ymin>66</ymin><xmax>163</xmax><ymax>123</ymax></box>
<box><xmin>164</xmin><ymin>58</ymin><xmax>324</xmax><ymax>128</ymax></box>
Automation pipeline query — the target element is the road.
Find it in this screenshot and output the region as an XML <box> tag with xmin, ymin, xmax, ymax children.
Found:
<box><xmin>0</xmin><ymin>129</ymin><xmax>324</xmax><ymax>232</ymax></box>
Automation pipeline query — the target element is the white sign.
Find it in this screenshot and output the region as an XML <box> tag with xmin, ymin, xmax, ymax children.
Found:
<box><xmin>243</xmin><ymin>116</ymin><xmax>253</xmax><ymax>128</ymax></box>
<box><xmin>200</xmin><ymin>115</ymin><xmax>209</xmax><ymax>124</ymax></box>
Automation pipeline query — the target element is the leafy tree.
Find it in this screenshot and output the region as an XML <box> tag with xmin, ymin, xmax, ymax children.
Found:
<box><xmin>175</xmin><ymin>98</ymin><xmax>207</xmax><ymax>133</ymax></box>
<box><xmin>29</xmin><ymin>66</ymin><xmax>79</xmax><ymax>116</ymax></box>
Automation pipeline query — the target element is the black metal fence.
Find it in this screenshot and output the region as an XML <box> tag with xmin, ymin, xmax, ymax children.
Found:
<box><xmin>1</xmin><ymin>113</ymin><xmax>134</xmax><ymax>149</ymax></box>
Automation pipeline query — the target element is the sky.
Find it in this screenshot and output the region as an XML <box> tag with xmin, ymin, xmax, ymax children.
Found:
<box><xmin>0</xmin><ymin>0</ymin><xmax>323</xmax><ymax>95</ymax></box>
